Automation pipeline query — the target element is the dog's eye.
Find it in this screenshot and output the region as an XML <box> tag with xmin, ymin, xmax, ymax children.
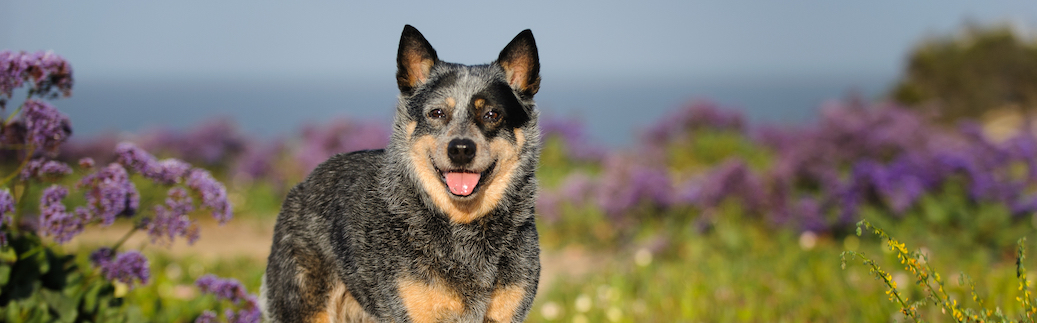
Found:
<box><xmin>483</xmin><ymin>110</ymin><xmax>502</xmax><ymax>123</ymax></box>
<box><xmin>427</xmin><ymin>109</ymin><xmax>446</xmax><ymax>119</ymax></box>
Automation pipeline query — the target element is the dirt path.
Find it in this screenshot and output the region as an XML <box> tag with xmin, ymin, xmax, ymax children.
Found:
<box><xmin>71</xmin><ymin>217</ymin><xmax>601</xmax><ymax>290</ymax></box>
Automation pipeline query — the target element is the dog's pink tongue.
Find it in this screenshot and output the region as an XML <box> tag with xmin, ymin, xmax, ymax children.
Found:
<box><xmin>444</xmin><ymin>172</ymin><xmax>480</xmax><ymax>196</ymax></box>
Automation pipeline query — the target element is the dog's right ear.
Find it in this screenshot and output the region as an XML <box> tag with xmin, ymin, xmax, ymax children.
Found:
<box><xmin>396</xmin><ymin>25</ymin><xmax>439</xmax><ymax>95</ymax></box>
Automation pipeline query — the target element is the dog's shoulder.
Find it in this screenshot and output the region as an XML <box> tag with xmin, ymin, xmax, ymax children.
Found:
<box><xmin>279</xmin><ymin>149</ymin><xmax>386</xmax><ymax>221</ymax></box>
<box><xmin>298</xmin><ymin>149</ymin><xmax>384</xmax><ymax>193</ymax></box>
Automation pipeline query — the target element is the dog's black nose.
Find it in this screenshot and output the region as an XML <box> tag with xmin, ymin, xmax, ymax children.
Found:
<box><xmin>447</xmin><ymin>138</ymin><xmax>477</xmax><ymax>165</ymax></box>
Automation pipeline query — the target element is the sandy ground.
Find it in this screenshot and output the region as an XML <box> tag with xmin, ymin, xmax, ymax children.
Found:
<box><xmin>71</xmin><ymin>216</ymin><xmax>600</xmax><ymax>291</ymax></box>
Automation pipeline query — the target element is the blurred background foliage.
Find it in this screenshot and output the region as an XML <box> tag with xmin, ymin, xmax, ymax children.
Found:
<box><xmin>893</xmin><ymin>23</ymin><xmax>1037</xmax><ymax>122</ymax></box>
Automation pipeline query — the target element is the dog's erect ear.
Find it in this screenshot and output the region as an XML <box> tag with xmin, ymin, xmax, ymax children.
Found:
<box><xmin>397</xmin><ymin>25</ymin><xmax>439</xmax><ymax>94</ymax></box>
<box><xmin>497</xmin><ymin>29</ymin><xmax>540</xmax><ymax>98</ymax></box>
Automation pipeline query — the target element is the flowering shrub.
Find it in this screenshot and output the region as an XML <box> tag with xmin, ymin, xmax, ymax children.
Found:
<box><xmin>842</xmin><ymin>219</ymin><xmax>1035</xmax><ymax>322</ymax></box>
<box><xmin>0</xmin><ymin>50</ymin><xmax>257</xmax><ymax>322</ymax></box>
<box><xmin>533</xmin><ymin>98</ymin><xmax>1037</xmax><ymax>249</ymax></box>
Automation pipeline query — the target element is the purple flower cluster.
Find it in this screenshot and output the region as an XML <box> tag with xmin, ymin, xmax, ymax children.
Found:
<box><xmin>541</xmin><ymin>117</ymin><xmax>604</xmax><ymax>162</ymax></box>
<box><xmin>38</xmin><ymin>185</ymin><xmax>88</xmax><ymax>244</ymax></box>
<box><xmin>115</xmin><ymin>142</ymin><xmax>192</xmax><ymax>184</ymax></box>
<box><xmin>78</xmin><ymin>163</ymin><xmax>140</xmax><ymax>225</ymax></box>
<box><xmin>644</xmin><ymin>100</ymin><xmax>746</xmax><ymax>145</ymax></box>
<box><xmin>0</xmin><ymin>50</ymin><xmax>73</xmax><ymax>105</ymax></box>
<box><xmin>136</xmin><ymin>119</ymin><xmax>248</xmax><ymax>167</ymax></box>
<box><xmin>20</xmin><ymin>158</ymin><xmax>72</xmax><ymax>180</ymax></box>
<box><xmin>22</xmin><ymin>99</ymin><xmax>73</xmax><ymax>152</ymax></box>
<box><xmin>90</xmin><ymin>248</ymin><xmax>150</xmax><ymax>289</ymax></box>
<box><xmin>147</xmin><ymin>187</ymin><xmax>200</xmax><ymax>245</ymax></box>
<box><xmin>195</xmin><ymin>274</ymin><xmax>261</xmax><ymax>323</ymax></box>
<box><xmin>297</xmin><ymin>118</ymin><xmax>389</xmax><ymax>172</ymax></box>
<box><xmin>233</xmin><ymin>139</ymin><xmax>287</xmax><ymax>181</ymax></box>
<box><xmin>537</xmin><ymin>99</ymin><xmax>1037</xmax><ymax>232</ymax></box>
<box><xmin>187</xmin><ymin>169</ymin><xmax>232</xmax><ymax>224</ymax></box>
<box><xmin>594</xmin><ymin>157</ymin><xmax>674</xmax><ymax>219</ymax></box>
<box><xmin>0</xmin><ymin>189</ymin><xmax>14</xmax><ymax>247</ymax></box>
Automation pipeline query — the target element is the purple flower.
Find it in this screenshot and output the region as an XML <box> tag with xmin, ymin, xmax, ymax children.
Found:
<box><xmin>691</xmin><ymin>160</ymin><xmax>767</xmax><ymax>213</ymax></box>
<box><xmin>194</xmin><ymin>311</ymin><xmax>218</xmax><ymax>323</ymax></box>
<box><xmin>535</xmin><ymin>192</ymin><xmax>561</xmax><ymax>223</ymax></box>
<box><xmin>795</xmin><ymin>197</ymin><xmax>827</xmax><ymax>232</ymax></box>
<box><xmin>91</xmin><ymin>249</ymin><xmax>150</xmax><ymax>289</ymax></box>
<box><xmin>147</xmin><ymin>187</ymin><xmax>200</xmax><ymax>245</ymax></box>
<box><xmin>25</xmin><ymin>51</ymin><xmax>74</xmax><ymax>99</ymax></box>
<box><xmin>643</xmin><ymin>101</ymin><xmax>745</xmax><ymax>145</ymax></box>
<box><xmin>22</xmin><ymin>99</ymin><xmax>72</xmax><ymax>152</ymax></box>
<box><xmin>78</xmin><ymin>157</ymin><xmax>95</xmax><ymax>169</ymax></box>
<box><xmin>195</xmin><ymin>274</ymin><xmax>262</xmax><ymax>323</ymax></box>
<box><xmin>540</xmin><ymin>117</ymin><xmax>604</xmax><ymax>162</ymax></box>
<box><xmin>0</xmin><ymin>50</ymin><xmax>73</xmax><ymax>104</ymax></box>
<box><xmin>89</xmin><ymin>247</ymin><xmax>115</xmax><ymax>268</ymax></box>
<box><xmin>38</xmin><ymin>185</ymin><xmax>86</xmax><ymax>244</ymax></box>
<box><xmin>0</xmin><ymin>189</ymin><xmax>13</xmax><ymax>247</ymax></box>
<box><xmin>559</xmin><ymin>172</ymin><xmax>595</xmax><ymax>204</ymax></box>
<box><xmin>225</xmin><ymin>298</ymin><xmax>262</xmax><ymax>323</ymax></box>
<box><xmin>0</xmin><ymin>50</ymin><xmax>29</xmax><ymax>99</ymax></box>
<box><xmin>196</xmin><ymin>274</ymin><xmax>250</xmax><ymax>303</ymax></box>
<box><xmin>21</xmin><ymin>158</ymin><xmax>73</xmax><ymax>180</ymax></box>
<box><xmin>0</xmin><ymin>188</ymin><xmax>15</xmax><ymax>224</ymax></box>
<box><xmin>78</xmin><ymin>163</ymin><xmax>139</xmax><ymax>225</ymax></box>
<box><xmin>152</xmin><ymin>158</ymin><xmax>192</xmax><ymax>184</ymax></box>
<box><xmin>187</xmin><ymin>169</ymin><xmax>232</xmax><ymax>224</ymax></box>
<box><xmin>115</xmin><ymin>142</ymin><xmax>192</xmax><ymax>184</ymax></box>
<box><xmin>233</xmin><ymin>139</ymin><xmax>285</xmax><ymax>180</ymax></box>
<box><xmin>595</xmin><ymin>157</ymin><xmax>673</xmax><ymax>218</ymax></box>
<box><xmin>297</xmin><ymin>118</ymin><xmax>389</xmax><ymax>172</ymax></box>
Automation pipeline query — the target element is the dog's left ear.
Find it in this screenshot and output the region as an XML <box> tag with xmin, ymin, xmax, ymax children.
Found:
<box><xmin>497</xmin><ymin>29</ymin><xmax>540</xmax><ymax>98</ymax></box>
<box><xmin>397</xmin><ymin>25</ymin><xmax>439</xmax><ymax>95</ymax></box>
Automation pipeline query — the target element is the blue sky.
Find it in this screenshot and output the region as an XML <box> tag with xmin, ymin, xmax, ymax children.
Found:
<box><xmin>5</xmin><ymin>1</ymin><xmax>1035</xmax><ymax>82</ymax></box>
<box><xmin>2</xmin><ymin>1</ymin><xmax>1037</xmax><ymax>144</ymax></box>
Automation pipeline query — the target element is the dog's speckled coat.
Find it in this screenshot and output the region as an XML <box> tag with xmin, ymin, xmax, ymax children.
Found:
<box><xmin>262</xmin><ymin>25</ymin><xmax>542</xmax><ymax>323</ymax></box>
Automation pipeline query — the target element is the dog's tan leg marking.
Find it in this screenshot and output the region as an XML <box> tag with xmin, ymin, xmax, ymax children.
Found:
<box><xmin>320</xmin><ymin>281</ymin><xmax>378</xmax><ymax>323</ymax></box>
<box><xmin>397</xmin><ymin>277</ymin><xmax>464</xmax><ymax>323</ymax></box>
<box><xmin>408</xmin><ymin>130</ymin><xmax>524</xmax><ymax>224</ymax></box>
<box><xmin>485</xmin><ymin>284</ymin><xmax>527</xmax><ymax>323</ymax></box>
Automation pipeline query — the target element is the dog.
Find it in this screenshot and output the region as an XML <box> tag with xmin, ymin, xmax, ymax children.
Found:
<box><xmin>262</xmin><ymin>25</ymin><xmax>542</xmax><ymax>323</ymax></box>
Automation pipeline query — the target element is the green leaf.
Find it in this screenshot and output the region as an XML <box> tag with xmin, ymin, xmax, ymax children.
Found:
<box><xmin>83</xmin><ymin>281</ymin><xmax>103</xmax><ymax>312</ymax></box>
<box><xmin>0</xmin><ymin>246</ymin><xmax>16</xmax><ymax>262</ymax></box>
<box><xmin>39</xmin><ymin>289</ymin><xmax>77</xmax><ymax>323</ymax></box>
<box><xmin>0</xmin><ymin>261</ymin><xmax>12</xmax><ymax>286</ymax></box>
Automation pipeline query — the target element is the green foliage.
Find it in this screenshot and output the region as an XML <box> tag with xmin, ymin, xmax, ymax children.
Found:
<box><xmin>664</xmin><ymin>130</ymin><xmax>772</xmax><ymax>173</ymax></box>
<box><xmin>892</xmin><ymin>24</ymin><xmax>1037</xmax><ymax>121</ymax></box>
<box><xmin>842</xmin><ymin>220</ymin><xmax>1036</xmax><ymax>322</ymax></box>
<box><xmin>0</xmin><ymin>233</ymin><xmax>139</xmax><ymax>323</ymax></box>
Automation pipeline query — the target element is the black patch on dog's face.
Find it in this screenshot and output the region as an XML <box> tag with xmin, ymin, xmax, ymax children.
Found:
<box><xmin>406</xmin><ymin>69</ymin><xmax>530</xmax><ymax>141</ymax></box>
<box><xmin>471</xmin><ymin>80</ymin><xmax>530</xmax><ymax>137</ymax></box>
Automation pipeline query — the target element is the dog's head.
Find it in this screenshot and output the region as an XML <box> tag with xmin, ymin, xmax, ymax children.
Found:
<box><xmin>389</xmin><ymin>25</ymin><xmax>540</xmax><ymax>224</ymax></box>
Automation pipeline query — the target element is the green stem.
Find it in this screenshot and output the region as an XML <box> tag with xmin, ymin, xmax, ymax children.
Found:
<box><xmin>11</xmin><ymin>181</ymin><xmax>29</xmax><ymax>233</ymax></box>
<box><xmin>2</xmin><ymin>89</ymin><xmax>32</xmax><ymax>125</ymax></box>
<box><xmin>1</xmin><ymin>146</ymin><xmax>36</xmax><ymax>187</ymax></box>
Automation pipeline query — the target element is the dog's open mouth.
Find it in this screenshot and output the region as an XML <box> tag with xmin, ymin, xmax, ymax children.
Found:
<box><xmin>437</xmin><ymin>162</ymin><xmax>495</xmax><ymax>197</ymax></box>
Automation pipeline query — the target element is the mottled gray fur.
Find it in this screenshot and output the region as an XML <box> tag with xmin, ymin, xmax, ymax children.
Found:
<box><xmin>263</xmin><ymin>25</ymin><xmax>541</xmax><ymax>322</ymax></box>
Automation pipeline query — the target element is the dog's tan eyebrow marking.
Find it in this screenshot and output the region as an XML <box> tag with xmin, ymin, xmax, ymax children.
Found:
<box><xmin>473</xmin><ymin>98</ymin><xmax>486</xmax><ymax>109</ymax></box>
<box><xmin>445</xmin><ymin>97</ymin><xmax>456</xmax><ymax>108</ymax></box>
